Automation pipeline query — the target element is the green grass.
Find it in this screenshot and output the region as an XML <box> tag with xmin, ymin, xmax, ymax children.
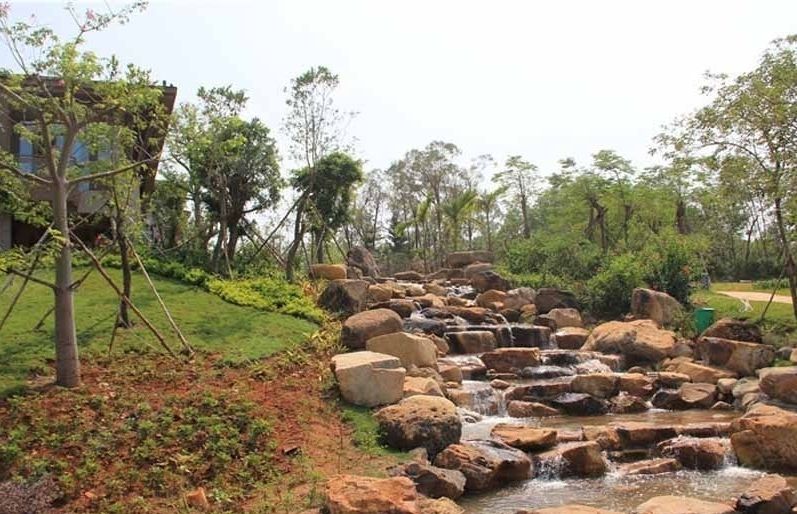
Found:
<box><xmin>339</xmin><ymin>404</ymin><xmax>408</xmax><ymax>458</ymax></box>
<box><xmin>0</xmin><ymin>267</ymin><xmax>317</xmax><ymax>396</ymax></box>
<box><xmin>712</xmin><ymin>281</ymin><xmax>791</xmax><ymax>296</ymax></box>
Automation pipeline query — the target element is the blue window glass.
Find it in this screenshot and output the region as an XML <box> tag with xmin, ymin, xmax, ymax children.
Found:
<box><xmin>18</xmin><ymin>137</ymin><xmax>34</xmax><ymax>173</ymax></box>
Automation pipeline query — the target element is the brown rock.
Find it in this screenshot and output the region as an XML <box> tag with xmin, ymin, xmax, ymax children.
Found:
<box><xmin>332</xmin><ymin>351</ymin><xmax>406</xmax><ymax>407</ymax></box>
<box><xmin>366</xmin><ymin>332</ymin><xmax>438</xmax><ymax>369</ymax></box>
<box><xmin>582</xmin><ymin>425</ymin><xmax>622</xmax><ymax>451</ymax></box>
<box><xmin>696</xmin><ymin>337</ymin><xmax>775</xmax><ymax>377</ymax></box>
<box><xmin>702</xmin><ymin>318</ymin><xmax>763</xmax><ymax>343</ymax></box>
<box><xmin>583</xmin><ymin>320</ymin><xmax>678</xmax><ymax>364</ymax></box>
<box><xmin>519</xmin><ymin>507</ymin><xmax>624</xmax><ymax>514</ymax></box>
<box><xmin>438</xmin><ymin>362</ymin><xmax>464</xmax><ymax>383</ymax></box>
<box><xmin>403</xmin><ymin>376</ymin><xmax>444</xmax><ymax>398</ymax></box>
<box><xmin>319</xmin><ymin>279</ymin><xmax>370</xmax><ymax>316</ymax></box>
<box><xmin>547</xmin><ymin>307</ymin><xmax>584</xmax><ymax>328</ymax></box>
<box><xmin>388</xmin><ymin>461</ymin><xmax>465</xmax><ymax>500</ymax></box>
<box><xmin>631</xmin><ymin>288</ymin><xmax>683</xmax><ymax>327</ymax></box>
<box><xmin>476</xmin><ymin>289</ymin><xmax>508</xmax><ymax>309</ymax></box>
<box><xmin>610</xmin><ymin>393</ymin><xmax>649</xmax><ymax>414</ymax></box>
<box><xmin>481</xmin><ymin>348</ymin><xmax>542</xmax><ymax>373</ymax></box>
<box><xmin>507</xmin><ymin>400</ymin><xmax>561</xmax><ymax>418</ymax></box>
<box><xmin>325</xmin><ymin>475</ymin><xmax>418</xmax><ymax>514</ymax></box>
<box><xmin>651</xmin><ymin>371</ymin><xmax>692</xmax><ymax>388</ymax></box>
<box><xmin>490</xmin><ymin>424</ymin><xmax>558</xmax><ymax>451</ymax></box>
<box><xmin>417</xmin><ymin>497</ymin><xmax>464</xmax><ymax>514</ymax></box>
<box><xmin>373</xmin><ymin>299</ymin><xmax>419</xmax><ymax>318</ymax></box>
<box><xmin>534</xmin><ymin>288</ymin><xmax>579</xmax><ymax>314</ymax></box>
<box><xmin>185</xmin><ymin>487</ymin><xmax>210</xmax><ymax>510</ymax></box>
<box><xmin>730</xmin><ymin>404</ymin><xmax>797</xmax><ymax>471</ymax></box>
<box><xmin>664</xmin><ymin>360</ymin><xmax>737</xmax><ymax>384</ymax></box>
<box><xmin>554</xmin><ymin>327</ymin><xmax>590</xmax><ymax>349</ymax></box>
<box><xmin>634</xmin><ymin>496</ymin><xmax>738</xmax><ymax>514</ymax></box>
<box><xmin>445</xmin><ymin>331</ymin><xmax>497</xmax><ymax>354</ymax></box>
<box><xmin>533</xmin><ymin>441</ymin><xmax>607</xmax><ymax>478</ymax></box>
<box><xmin>471</xmin><ymin>270</ymin><xmax>510</xmax><ymax>292</ymax></box>
<box><xmin>375</xmin><ymin>396</ymin><xmax>461</xmax><ymax>457</ymax></box>
<box><xmin>448</xmin><ymin>251</ymin><xmax>494</xmax><ymax>268</ymax></box>
<box><xmin>394</xmin><ymin>270</ymin><xmax>424</xmax><ymax>282</ymax></box>
<box><xmin>311</xmin><ymin>263</ymin><xmax>348</xmax><ymax>280</ymax></box>
<box><xmin>613</xmin><ymin>422</ymin><xmax>678</xmax><ymax>448</ymax></box>
<box><xmin>368</xmin><ymin>284</ymin><xmax>394</xmax><ymax>303</ymax></box>
<box><xmin>678</xmin><ymin>382</ymin><xmax>718</xmax><ymax>409</ymax></box>
<box><xmin>619</xmin><ymin>458</ymin><xmax>682</xmax><ymax>476</ymax></box>
<box><xmin>657</xmin><ymin>437</ymin><xmax>730</xmax><ymax>470</ymax></box>
<box><xmin>759</xmin><ymin>366</ymin><xmax>797</xmax><ymax>404</ymax></box>
<box><xmin>619</xmin><ymin>373</ymin><xmax>655</xmax><ymax>397</ymax></box>
<box><xmin>341</xmin><ymin>309</ymin><xmax>404</xmax><ymax>350</ymax></box>
<box><xmin>433</xmin><ymin>439</ymin><xmax>532</xmax><ymax>492</ymax></box>
<box><xmin>571</xmin><ymin>373</ymin><xmax>619</xmax><ymax>399</ymax></box>
<box><xmin>735</xmin><ymin>473</ymin><xmax>796</xmax><ymax>514</ymax></box>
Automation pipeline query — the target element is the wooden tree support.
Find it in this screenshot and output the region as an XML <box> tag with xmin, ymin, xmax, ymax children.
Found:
<box><xmin>69</xmin><ymin>230</ymin><xmax>179</xmax><ymax>360</ymax></box>
<box><xmin>0</xmin><ymin>228</ymin><xmax>53</xmax><ymax>333</ymax></box>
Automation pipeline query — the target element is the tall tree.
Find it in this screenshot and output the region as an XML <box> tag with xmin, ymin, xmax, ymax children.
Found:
<box><xmin>497</xmin><ymin>155</ymin><xmax>537</xmax><ymax>238</ymax></box>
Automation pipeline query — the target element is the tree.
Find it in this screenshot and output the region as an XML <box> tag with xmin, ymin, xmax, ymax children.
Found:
<box><xmin>478</xmin><ymin>186</ymin><xmax>506</xmax><ymax>252</ymax></box>
<box><xmin>148</xmin><ymin>169</ymin><xmax>188</xmax><ymax>251</ymax></box>
<box><xmin>442</xmin><ymin>190</ymin><xmax>478</xmax><ymax>251</ymax></box>
<box><xmin>291</xmin><ymin>152</ymin><xmax>362</xmax><ymax>263</ymax></box>
<box><xmin>496</xmin><ymin>155</ymin><xmax>537</xmax><ymax>238</ymax></box>
<box><xmin>0</xmin><ymin>3</ymin><xmax>168</xmax><ymax>386</ymax></box>
<box><xmin>282</xmin><ymin>66</ymin><xmax>352</xmax><ymax>280</ymax></box>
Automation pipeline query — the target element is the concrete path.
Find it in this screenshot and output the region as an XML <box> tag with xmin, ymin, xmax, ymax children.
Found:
<box><xmin>717</xmin><ymin>290</ymin><xmax>793</xmax><ymax>305</ymax></box>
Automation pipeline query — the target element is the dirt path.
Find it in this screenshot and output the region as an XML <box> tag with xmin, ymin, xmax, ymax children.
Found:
<box><xmin>717</xmin><ymin>290</ymin><xmax>793</xmax><ymax>304</ymax></box>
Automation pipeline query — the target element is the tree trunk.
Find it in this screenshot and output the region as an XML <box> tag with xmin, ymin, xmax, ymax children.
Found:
<box><xmin>53</xmin><ymin>178</ymin><xmax>80</xmax><ymax>387</ymax></box>
<box><xmin>486</xmin><ymin>212</ymin><xmax>493</xmax><ymax>252</ymax></box>
<box><xmin>285</xmin><ymin>196</ymin><xmax>307</xmax><ymax>282</ymax></box>
<box><xmin>117</xmin><ymin>231</ymin><xmax>132</xmax><ymax>328</ymax></box>
<box><xmin>774</xmin><ymin>197</ymin><xmax>797</xmax><ymax>320</ymax></box>
<box><xmin>520</xmin><ymin>192</ymin><xmax>531</xmax><ymax>238</ymax></box>
<box><xmin>675</xmin><ymin>198</ymin><xmax>688</xmax><ymax>234</ymax></box>
<box><xmin>315</xmin><ymin>228</ymin><xmax>325</xmax><ymax>264</ymax></box>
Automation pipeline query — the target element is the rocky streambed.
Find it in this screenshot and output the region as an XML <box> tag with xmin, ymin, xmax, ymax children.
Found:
<box><xmin>317</xmin><ymin>250</ymin><xmax>797</xmax><ymax>514</ymax></box>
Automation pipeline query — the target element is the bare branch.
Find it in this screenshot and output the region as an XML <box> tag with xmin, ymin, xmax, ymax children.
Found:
<box><xmin>69</xmin><ymin>159</ymin><xmax>152</xmax><ymax>185</ymax></box>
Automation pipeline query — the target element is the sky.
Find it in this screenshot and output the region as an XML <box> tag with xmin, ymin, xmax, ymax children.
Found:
<box><xmin>4</xmin><ymin>0</ymin><xmax>797</xmax><ymax>178</ymax></box>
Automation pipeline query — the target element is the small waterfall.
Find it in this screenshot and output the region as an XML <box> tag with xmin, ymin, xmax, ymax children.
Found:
<box><xmin>534</xmin><ymin>454</ymin><xmax>568</xmax><ymax>480</ymax></box>
<box><xmin>494</xmin><ymin>387</ymin><xmax>507</xmax><ymax>416</ymax></box>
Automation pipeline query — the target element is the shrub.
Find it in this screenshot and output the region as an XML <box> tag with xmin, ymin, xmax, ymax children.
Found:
<box><xmin>504</xmin><ymin>235</ymin><xmax>604</xmax><ymax>281</ymax></box>
<box><xmin>207</xmin><ymin>278</ymin><xmax>325</xmax><ymax>323</ymax></box>
<box><xmin>584</xmin><ymin>253</ymin><xmax>646</xmax><ymax>319</ymax></box>
<box><xmin>642</xmin><ymin>236</ymin><xmax>703</xmax><ymax>304</ymax></box>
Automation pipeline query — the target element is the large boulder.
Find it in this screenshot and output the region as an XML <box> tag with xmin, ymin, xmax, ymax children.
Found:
<box><xmin>583</xmin><ymin>320</ymin><xmax>677</xmax><ymax>364</ymax></box>
<box><xmin>341</xmin><ymin>309</ymin><xmax>404</xmax><ymax>350</ymax></box>
<box><xmin>471</xmin><ymin>270</ymin><xmax>509</xmax><ymax>292</ymax></box>
<box><xmin>480</xmin><ymin>348</ymin><xmax>541</xmax><ymax>373</ymax></box>
<box><xmin>367</xmin><ymin>284</ymin><xmax>394</xmax><ymax>303</ymax></box>
<box><xmin>504</xmin><ymin>288</ymin><xmax>536</xmax><ymax>311</ymax></box>
<box><xmin>319</xmin><ymin>279</ymin><xmax>369</xmax><ymax>316</ymax></box>
<box><xmin>696</xmin><ymin>337</ymin><xmax>775</xmax><ymax>377</ymax></box>
<box><xmin>403</xmin><ymin>376</ymin><xmax>444</xmax><ymax>398</ymax></box>
<box><xmin>534</xmin><ymin>288</ymin><xmax>579</xmax><ymax>314</ymax></box>
<box><xmin>546</xmin><ymin>308</ymin><xmax>584</xmax><ymax>328</ymax></box>
<box><xmin>554</xmin><ymin>327</ymin><xmax>590</xmax><ymax>350</ymax></box>
<box><xmin>729</xmin><ymin>404</ymin><xmax>797</xmax><ymax>471</ymax></box>
<box><xmin>551</xmin><ymin>392</ymin><xmax>609</xmax><ymax>416</ymax></box>
<box><xmin>663</xmin><ymin>360</ymin><xmax>737</xmax><ymax>384</ymax></box>
<box><xmin>512</xmin><ymin>325</ymin><xmax>552</xmax><ymax>348</ymax></box>
<box><xmin>417</xmin><ymin>497</ymin><xmax>464</xmax><ymax>514</ymax></box>
<box><xmin>630</xmin><ymin>288</ymin><xmax>683</xmax><ymax>327</ymax></box>
<box><xmin>701</xmin><ymin>317</ymin><xmax>763</xmax><ymax>343</ymax></box>
<box><xmin>633</xmin><ymin>496</ymin><xmax>738</xmax><ymax>514</ymax></box>
<box><xmin>366</xmin><ymin>332</ymin><xmax>438</xmax><ymax>369</ymax></box>
<box><xmin>735</xmin><ymin>474</ymin><xmax>796</xmax><ymax>514</ymax></box>
<box><xmin>346</xmin><ymin>246</ymin><xmax>380</xmax><ymax>278</ymax></box>
<box><xmin>506</xmin><ymin>378</ymin><xmax>575</xmax><ymax>403</ymax></box>
<box><xmin>388</xmin><ymin>461</ymin><xmax>466</xmax><ymax>500</ymax></box>
<box><xmin>445</xmin><ymin>331</ymin><xmax>497</xmax><ymax>354</ymax></box>
<box><xmin>533</xmin><ymin>441</ymin><xmax>607</xmax><ymax>478</ymax></box>
<box><xmin>447</xmin><ymin>251</ymin><xmax>494</xmax><ymax>268</ymax></box>
<box><xmin>571</xmin><ymin>373</ymin><xmax>619</xmax><ymax>399</ymax></box>
<box><xmin>657</xmin><ymin>437</ymin><xmax>730</xmax><ymax>470</ymax></box>
<box><xmin>619</xmin><ymin>458</ymin><xmax>682</xmax><ymax>476</ymax></box>
<box><xmin>446</xmin><ymin>382</ymin><xmax>500</xmax><ymax>415</ymax></box>
<box><xmin>374</xmin><ymin>299</ymin><xmax>419</xmax><ymax>318</ymax></box>
<box><xmin>475</xmin><ymin>290</ymin><xmax>507</xmax><ymax>309</ymax></box>
<box><xmin>311</xmin><ymin>263</ymin><xmax>348</xmax><ymax>280</ymax></box>
<box><xmin>462</xmin><ymin>262</ymin><xmax>493</xmax><ymax>279</ymax></box>
<box><xmin>490</xmin><ymin>424</ymin><xmax>557</xmax><ymax>451</ymax></box>
<box><xmin>758</xmin><ymin>366</ymin><xmax>797</xmax><ymax>404</ymax></box>
<box><xmin>325</xmin><ymin>474</ymin><xmax>417</xmax><ymax>514</ymax></box>
<box><xmin>677</xmin><ymin>382</ymin><xmax>718</xmax><ymax>409</ymax></box>
<box><xmin>612</xmin><ymin>422</ymin><xmax>678</xmax><ymax>448</ymax></box>
<box><xmin>395</xmin><ymin>271</ymin><xmax>424</xmax><ymax>282</ymax></box>
<box><xmin>331</xmin><ymin>351</ymin><xmax>405</xmax><ymax>407</ymax></box>
<box><xmin>507</xmin><ymin>400</ymin><xmax>561</xmax><ymax>418</ymax></box>
<box><xmin>618</xmin><ymin>373</ymin><xmax>655</xmax><ymax>398</ymax></box>
<box><xmin>375</xmin><ymin>396</ymin><xmax>461</xmax><ymax>457</ymax></box>
<box><xmin>433</xmin><ymin>439</ymin><xmax>531</xmax><ymax>492</ymax></box>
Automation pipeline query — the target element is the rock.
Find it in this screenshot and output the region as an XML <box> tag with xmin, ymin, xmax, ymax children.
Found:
<box><xmin>347</xmin><ymin>266</ymin><xmax>363</xmax><ymax>280</ymax></box>
<box><xmin>613</xmin><ymin>422</ymin><xmax>679</xmax><ymax>448</ymax></box>
<box><xmin>678</xmin><ymin>382</ymin><xmax>718</xmax><ymax>409</ymax></box>
<box><xmin>611</xmin><ymin>393</ymin><xmax>649</xmax><ymax>414</ymax></box>
<box><xmin>511</xmin><ymin>325</ymin><xmax>552</xmax><ymax>348</ymax></box>
<box><xmin>341</xmin><ymin>309</ymin><xmax>404</xmax><ymax>350</ymax></box>
<box><xmin>374</xmin><ymin>299</ymin><xmax>419</xmax><ymax>318</ymax></box>
<box><xmin>405</xmin><ymin>315</ymin><xmax>447</xmax><ymax>337</ymax></box>
<box><xmin>619</xmin><ymin>373</ymin><xmax>655</xmax><ymax>398</ymax></box>
<box><xmin>446</xmin><ymin>382</ymin><xmax>499</xmax><ymax>415</ymax></box>
<box><xmin>404</xmin><ymin>376</ymin><xmax>444</xmax><ymax>398</ymax></box>
<box><xmin>325</xmin><ymin>474</ymin><xmax>417</xmax><ymax>514</ymax></box>
<box><xmin>504</xmin><ymin>288</ymin><xmax>536</xmax><ymax>311</ymax></box>
<box><xmin>582</xmin><ymin>425</ymin><xmax>622</xmax><ymax>451</ymax></box>
<box><xmin>481</xmin><ymin>348</ymin><xmax>541</xmax><ymax>373</ymax></box>
<box><xmin>394</xmin><ymin>271</ymin><xmax>424</xmax><ymax>282</ymax></box>
<box><xmin>571</xmin><ymin>373</ymin><xmax>619</xmax><ymax>399</ymax></box>
<box><xmin>185</xmin><ymin>487</ymin><xmax>210</xmax><ymax>510</ymax></box>
<box><xmin>443</xmin><ymin>306</ymin><xmax>493</xmax><ymax>324</ymax></box>
<box><xmin>507</xmin><ymin>400</ymin><xmax>561</xmax><ymax>418</ymax></box>
<box><xmin>730</xmin><ymin>404</ymin><xmax>797</xmax><ymax>471</ymax></box>
<box><xmin>735</xmin><ymin>474</ymin><xmax>796</xmax><ymax>514</ymax></box>
<box><xmin>475</xmin><ymin>289</ymin><xmax>507</xmax><ymax>309</ymax></box>
<box><xmin>388</xmin><ymin>461</ymin><xmax>465</xmax><ymax>500</ymax></box>
<box><xmin>447</xmin><ymin>251</ymin><xmax>494</xmax><ymax>268</ymax></box>
<box><xmin>717</xmin><ymin>378</ymin><xmax>738</xmax><ymax>395</ymax></box>
<box><xmin>433</xmin><ymin>439</ymin><xmax>532</xmax><ymax>492</ymax></box>
<box><xmin>696</xmin><ymin>337</ymin><xmax>776</xmax><ymax>377</ymax></box>
<box><xmin>634</xmin><ymin>496</ymin><xmax>739</xmax><ymax>514</ymax></box>
<box><xmin>438</xmin><ymin>362</ymin><xmax>464</xmax><ymax>383</ymax></box>
<box><xmin>490</xmin><ymin>424</ymin><xmax>557</xmax><ymax>451</ymax></box>
<box><xmin>792</xmin><ymin>348</ymin><xmax>797</xmax><ymax>364</ymax></box>
<box><xmin>711</xmin><ymin>401</ymin><xmax>734</xmax><ymax>411</ymax></box>
<box><xmin>534</xmin><ymin>314</ymin><xmax>559</xmax><ymax>331</ymax></box>
<box><xmin>664</xmin><ymin>360</ymin><xmax>737</xmax><ymax>384</ymax></box>
<box><xmin>732</xmin><ymin>377</ymin><xmax>760</xmax><ymax>399</ymax></box>
<box><xmin>651</xmin><ymin>371</ymin><xmax>693</xmax><ymax>389</ymax></box>
<box><xmin>331</xmin><ymin>351</ymin><xmax>406</xmax><ymax>407</ymax></box>
<box><xmin>368</xmin><ymin>284</ymin><xmax>394</xmax><ymax>303</ymax></box>
<box><xmin>438</xmin><ymin>356</ymin><xmax>486</xmax><ymax>380</ymax></box>
<box><xmin>319</xmin><ymin>280</ymin><xmax>370</xmax><ymax>316</ymax></box>
<box><xmin>533</xmin><ymin>441</ymin><xmax>607</xmax><ymax>478</ymax></box>
<box><xmin>657</xmin><ymin>436</ymin><xmax>730</xmax><ymax>470</ymax></box>
<box><xmin>547</xmin><ymin>307</ymin><xmax>584</xmax><ymax>328</ymax></box>
<box><xmin>462</xmin><ymin>262</ymin><xmax>494</xmax><ymax>280</ymax></box>
<box><xmin>554</xmin><ymin>327</ymin><xmax>590</xmax><ymax>350</ymax></box>
<box><xmin>471</xmin><ymin>270</ymin><xmax>510</xmax><ymax>292</ymax></box>
<box><xmin>346</xmin><ymin>246</ymin><xmax>380</xmax><ymax>278</ymax></box>
<box><xmin>583</xmin><ymin>320</ymin><xmax>678</xmax><ymax>364</ymax></box>
<box><xmin>491</xmin><ymin>379</ymin><xmax>511</xmax><ymax>389</ymax></box>
<box><xmin>631</xmin><ymin>288</ymin><xmax>683</xmax><ymax>327</ymax></box>
<box><xmin>424</xmin><ymin>283</ymin><xmax>448</xmax><ymax>297</ymax></box>
<box><xmin>521</xmin><ymin>365</ymin><xmax>575</xmax><ymax>380</ymax></box>
<box><xmin>311</xmin><ymin>263</ymin><xmax>348</xmax><ymax>280</ymax></box>
<box><xmin>505</xmin><ymin>378</ymin><xmax>575</xmax><ymax>402</ymax></box>
<box><xmin>366</xmin><ymin>332</ymin><xmax>438</xmax><ymax>369</ymax></box>
<box><xmin>759</xmin><ymin>366</ymin><xmax>797</xmax><ymax>404</ymax></box>
<box><xmin>519</xmin><ymin>507</ymin><xmax>624</xmax><ymax>514</ymax></box>
<box><xmin>417</xmin><ymin>497</ymin><xmax>464</xmax><ymax>514</ymax></box>
<box><xmin>445</xmin><ymin>331</ymin><xmax>497</xmax><ymax>354</ymax></box>
<box><xmin>534</xmin><ymin>288</ymin><xmax>579</xmax><ymax>314</ymax></box>
<box><xmin>551</xmin><ymin>392</ymin><xmax>609</xmax><ymax>416</ymax></box>
<box><xmin>375</xmin><ymin>396</ymin><xmax>461</xmax><ymax>457</ymax></box>
<box><xmin>404</xmin><ymin>283</ymin><xmax>426</xmax><ymax>297</ymax></box>
<box><xmin>702</xmin><ymin>318</ymin><xmax>763</xmax><ymax>343</ymax></box>
<box><xmin>619</xmin><ymin>458</ymin><xmax>682</xmax><ymax>476</ymax></box>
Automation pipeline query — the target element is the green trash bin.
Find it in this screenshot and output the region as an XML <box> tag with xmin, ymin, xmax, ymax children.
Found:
<box><xmin>694</xmin><ymin>307</ymin><xmax>716</xmax><ymax>333</ymax></box>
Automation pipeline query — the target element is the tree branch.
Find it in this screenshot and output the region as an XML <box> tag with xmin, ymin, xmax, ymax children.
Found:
<box><xmin>69</xmin><ymin>159</ymin><xmax>152</xmax><ymax>185</ymax></box>
<box><xmin>0</xmin><ymin>161</ymin><xmax>52</xmax><ymax>185</ymax></box>
<box><xmin>4</xmin><ymin>268</ymin><xmax>57</xmax><ymax>289</ymax></box>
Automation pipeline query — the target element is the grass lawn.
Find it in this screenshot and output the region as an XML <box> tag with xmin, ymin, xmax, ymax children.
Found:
<box><xmin>712</xmin><ymin>280</ymin><xmax>791</xmax><ymax>296</ymax></box>
<box><xmin>0</xmin><ymin>267</ymin><xmax>317</xmax><ymax>396</ymax></box>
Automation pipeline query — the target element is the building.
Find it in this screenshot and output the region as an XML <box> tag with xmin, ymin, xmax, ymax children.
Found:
<box><xmin>0</xmin><ymin>78</ymin><xmax>177</xmax><ymax>249</ymax></box>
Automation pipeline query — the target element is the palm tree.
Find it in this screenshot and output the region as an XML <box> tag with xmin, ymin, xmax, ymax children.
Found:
<box><xmin>478</xmin><ymin>186</ymin><xmax>507</xmax><ymax>252</ymax></box>
<box><xmin>442</xmin><ymin>190</ymin><xmax>479</xmax><ymax>252</ymax></box>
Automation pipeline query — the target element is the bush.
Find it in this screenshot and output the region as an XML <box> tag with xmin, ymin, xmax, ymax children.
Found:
<box><xmin>584</xmin><ymin>254</ymin><xmax>646</xmax><ymax>319</ymax></box>
<box><xmin>642</xmin><ymin>236</ymin><xmax>703</xmax><ymax>304</ymax></box>
<box><xmin>504</xmin><ymin>236</ymin><xmax>604</xmax><ymax>281</ymax></box>
<box><xmin>207</xmin><ymin>278</ymin><xmax>325</xmax><ymax>323</ymax></box>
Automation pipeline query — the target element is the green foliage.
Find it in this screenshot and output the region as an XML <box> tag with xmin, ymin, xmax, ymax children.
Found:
<box><xmin>339</xmin><ymin>405</ymin><xmax>406</xmax><ymax>458</ymax></box>
<box><xmin>504</xmin><ymin>235</ymin><xmax>604</xmax><ymax>281</ymax></box>
<box><xmin>584</xmin><ymin>254</ymin><xmax>646</xmax><ymax>319</ymax></box>
<box><xmin>208</xmin><ymin>278</ymin><xmax>324</xmax><ymax>324</ymax></box>
<box><xmin>642</xmin><ymin>235</ymin><xmax>704</xmax><ymax>304</ymax></box>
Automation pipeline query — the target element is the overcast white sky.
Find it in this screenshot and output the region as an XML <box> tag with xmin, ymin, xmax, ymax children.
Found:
<box><xmin>5</xmin><ymin>0</ymin><xmax>797</xmax><ymax>177</ymax></box>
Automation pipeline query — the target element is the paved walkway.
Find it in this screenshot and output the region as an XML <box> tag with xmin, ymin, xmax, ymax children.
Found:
<box><xmin>717</xmin><ymin>290</ymin><xmax>793</xmax><ymax>305</ymax></box>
